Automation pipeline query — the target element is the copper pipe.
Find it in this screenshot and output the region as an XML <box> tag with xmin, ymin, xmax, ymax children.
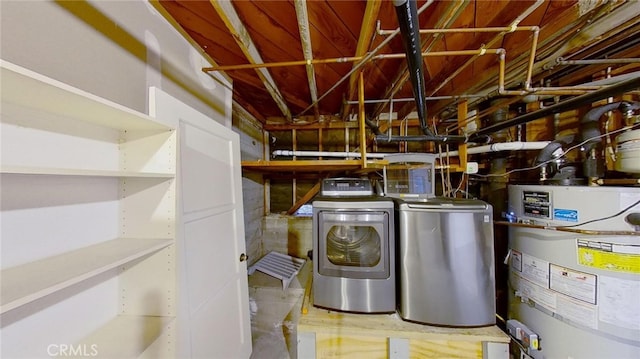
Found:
<box><xmin>204</xmin><ymin>49</ymin><xmax>504</xmax><ymax>72</ymax></box>
<box><xmin>345</xmin><ymin>94</ymin><xmax>485</xmax><ymax>105</ymax></box>
<box><xmin>498</xmin><ymin>51</ymin><xmax>506</xmax><ymax>94</ymax></box>
<box><xmin>359</xmin><ymin>71</ymin><xmax>367</xmax><ymax>168</ymax></box>
<box><xmin>524</xmin><ymin>28</ymin><xmax>540</xmax><ymax>89</ymax></box>
<box><xmin>376</xmin><ymin>48</ymin><xmax>504</xmax><ymax>59</ymax></box>
<box><xmin>377</xmin><ymin>24</ymin><xmax>541</xmax><ymax>36</ymax></box>
<box><xmin>495</xmin><ymin>221</ymin><xmax>640</xmax><ymax>236</ymax></box>
<box><xmin>497</xmin><ymin>48</ymin><xmax>608</xmax><ymax>96</ymax></box>
<box><xmin>369</xmin><ymin>0</ymin><xmax>468</xmax><ymax>123</ymax></box>
<box><xmin>557</xmin><ymin>58</ymin><xmax>640</xmax><ymax>65</ymax></box>
<box><xmin>425</xmin><ymin>0</ymin><xmax>543</xmax><ymax>97</ymax></box>
<box><xmin>203</xmin><ymin>56</ymin><xmax>363</xmax><ymax>72</ymax></box>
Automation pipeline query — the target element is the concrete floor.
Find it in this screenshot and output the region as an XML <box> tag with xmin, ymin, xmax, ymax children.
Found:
<box><xmin>248</xmin><ymin>259</ymin><xmax>311</xmax><ymax>359</ymax></box>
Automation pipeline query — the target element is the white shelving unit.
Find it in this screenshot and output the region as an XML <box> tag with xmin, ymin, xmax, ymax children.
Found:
<box><xmin>0</xmin><ymin>60</ymin><xmax>178</xmax><ymax>358</ymax></box>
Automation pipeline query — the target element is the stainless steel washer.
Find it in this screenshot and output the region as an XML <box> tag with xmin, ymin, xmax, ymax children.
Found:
<box><xmin>312</xmin><ymin>179</ymin><xmax>395</xmax><ymax>313</ymax></box>
<box><xmin>395</xmin><ymin>197</ymin><xmax>496</xmax><ymax>326</ymax></box>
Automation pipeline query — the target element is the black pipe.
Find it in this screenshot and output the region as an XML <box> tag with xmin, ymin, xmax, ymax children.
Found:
<box><xmin>468</xmin><ymin>76</ymin><xmax>640</xmax><ymax>142</ymax></box>
<box><xmin>394</xmin><ymin>0</ymin><xmax>433</xmax><ymax>137</ymax></box>
<box><xmin>375</xmin><ymin>134</ymin><xmax>467</xmax><ymax>143</ymax></box>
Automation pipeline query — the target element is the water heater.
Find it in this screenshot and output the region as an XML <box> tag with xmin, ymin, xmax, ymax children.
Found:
<box><xmin>508</xmin><ymin>185</ymin><xmax>640</xmax><ymax>358</ymax></box>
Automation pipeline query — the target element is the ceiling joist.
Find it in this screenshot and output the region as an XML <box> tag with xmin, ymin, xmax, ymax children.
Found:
<box><xmin>340</xmin><ymin>0</ymin><xmax>383</xmax><ymax>120</ymax></box>
<box><xmin>294</xmin><ymin>0</ymin><xmax>320</xmax><ymax>120</ymax></box>
<box><xmin>210</xmin><ymin>0</ymin><xmax>292</xmax><ymax>122</ymax></box>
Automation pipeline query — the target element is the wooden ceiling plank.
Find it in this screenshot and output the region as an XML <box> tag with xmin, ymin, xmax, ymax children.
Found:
<box><xmin>340</xmin><ymin>0</ymin><xmax>383</xmax><ymax>120</ymax></box>
<box><xmin>294</xmin><ymin>0</ymin><xmax>320</xmax><ymax>119</ymax></box>
<box><xmin>210</xmin><ymin>0</ymin><xmax>293</xmax><ymax>122</ymax></box>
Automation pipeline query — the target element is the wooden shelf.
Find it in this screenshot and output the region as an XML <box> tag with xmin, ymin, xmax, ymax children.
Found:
<box><xmin>0</xmin><ymin>60</ymin><xmax>170</xmax><ymax>131</ymax></box>
<box><xmin>0</xmin><ymin>166</ymin><xmax>175</xmax><ymax>178</ymax></box>
<box><xmin>70</xmin><ymin>315</ymin><xmax>174</xmax><ymax>359</ymax></box>
<box><xmin>0</xmin><ymin>238</ymin><xmax>172</xmax><ymax>314</ymax></box>
<box><xmin>241</xmin><ymin>159</ymin><xmax>472</xmax><ymax>174</ymax></box>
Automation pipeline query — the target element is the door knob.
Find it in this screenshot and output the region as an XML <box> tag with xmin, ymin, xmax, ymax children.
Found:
<box><xmin>239</xmin><ymin>253</ymin><xmax>248</xmax><ymax>262</ymax></box>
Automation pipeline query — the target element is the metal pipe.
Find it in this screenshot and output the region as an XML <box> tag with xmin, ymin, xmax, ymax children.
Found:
<box><xmin>428</xmin><ymin>0</ymin><xmax>543</xmax><ymax>97</ymax></box>
<box><xmin>369</xmin><ymin>0</ymin><xmax>468</xmax><ymax>123</ymax></box>
<box><xmin>436</xmin><ymin>141</ymin><xmax>550</xmax><ymax>157</ymax></box>
<box><xmin>556</xmin><ymin>58</ymin><xmax>640</xmax><ymax>66</ymax></box>
<box><xmin>394</xmin><ymin>0</ymin><xmax>431</xmax><ymax>136</ymax></box>
<box><xmin>374</xmin><ymin>134</ymin><xmax>467</xmax><ymax>143</ymax></box>
<box><xmin>494</xmin><ymin>221</ymin><xmax>640</xmax><ymax>236</ymax></box>
<box><xmin>272</xmin><ymin>141</ymin><xmax>549</xmax><ymax>159</ymax></box>
<box><xmin>468</xmin><ymin>76</ymin><xmax>640</xmax><ymax>141</ymax></box>
<box><xmin>358</xmin><ymin>71</ymin><xmax>367</xmax><ymax>168</ymax></box>
<box><xmin>581</xmin><ymin>71</ymin><xmax>640</xmax><ymax>86</ymax></box>
<box><xmin>272</xmin><ymin>150</ymin><xmax>387</xmax><ymax>159</ymax></box>
<box><xmin>294</xmin><ymin>0</ymin><xmax>435</xmax><ymax>118</ymax></box>
<box><xmin>524</xmin><ymin>28</ymin><xmax>540</xmax><ymax>89</ymax></box>
<box><xmin>346</xmin><ymin>94</ymin><xmax>485</xmax><ymax>105</ymax></box>
<box><xmin>377</xmin><ymin>25</ymin><xmax>540</xmax><ymax>36</ymax></box>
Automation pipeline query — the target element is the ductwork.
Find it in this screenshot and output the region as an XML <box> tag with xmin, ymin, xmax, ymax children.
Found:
<box><xmin>534</xmin><ymin>139</ymin><xmax>571</xmax><ymax>182</ymax></box>
<box><xmin>581</xmin><ymin>101</ymin><xmax>640</xmax><ymax>152</ymax></box>
<box><xmin>371</xmin><ymin>0</ymin><xmax>470</xmax><ymax>143</ymax></box>
<box><xmin>581</xmin><ymin>101</ymin><xmax>640</xmax><ymax>180</ymax></box>
<box><xmin>393</xmin><ymin>0</ymin><xmax>432</xmax><ymax>137</ymax></box>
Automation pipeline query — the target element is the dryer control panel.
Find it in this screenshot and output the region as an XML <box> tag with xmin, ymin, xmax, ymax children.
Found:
<box><xmin>321</xmin><ymin>178</ymin><xmax>373</xmax><ymax>196</ymax></box>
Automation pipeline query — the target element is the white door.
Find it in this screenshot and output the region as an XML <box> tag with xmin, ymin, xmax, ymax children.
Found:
<box><xmin>150</xmin><ymin>88</ymin><xmax>252</xmax><ymax>359</ymax></box>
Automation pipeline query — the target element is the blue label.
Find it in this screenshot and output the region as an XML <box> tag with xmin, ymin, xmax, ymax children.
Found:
<box><xmin>554</xmin><ymin>208</ymin><xmax>578</xmax><ymax>222</ymax></box>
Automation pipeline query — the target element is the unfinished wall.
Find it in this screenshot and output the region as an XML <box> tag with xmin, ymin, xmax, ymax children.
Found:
<box><xmin>262</xmin><ymin>215</ymin><xmax>312</xmax><ymax>261</ymax></box>
<box><xmin>233</xmin><ymin>105</ymin><xmax>266</xmax><ymax>265</ymax></box>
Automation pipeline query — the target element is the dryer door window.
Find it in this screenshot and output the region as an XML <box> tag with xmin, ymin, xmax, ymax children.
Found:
<box><xmin>317</xmin><ymin>211</ymin><xmax>389</xmax><ymax>279</ymax></box>
<box><xmin>326</xmin><ymin>224</ymin><xmax>381</xmax><ymax>267</ymax></box>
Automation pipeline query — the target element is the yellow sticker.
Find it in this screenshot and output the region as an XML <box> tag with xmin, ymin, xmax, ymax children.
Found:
<box><xmin>578</xmin><ymin>247</ymin><xmax>640</xmax><ymax>274</ymax></box>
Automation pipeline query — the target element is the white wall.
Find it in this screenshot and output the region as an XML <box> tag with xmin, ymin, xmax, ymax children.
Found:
<box><xmin>0</xmin><ymin>0</ymin><xmax>232</xmax><ymax>126</ymax></box>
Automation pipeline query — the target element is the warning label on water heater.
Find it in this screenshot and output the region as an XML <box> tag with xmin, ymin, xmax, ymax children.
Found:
<box><xmin>549</xmin><ymin>264</ymin><xmax>597</xmax><ymax>304</ymax></box>
<box><xmin>577</xmin><ymin>239</ymin><xmax>640</xmax><ymax>274</ymax></box>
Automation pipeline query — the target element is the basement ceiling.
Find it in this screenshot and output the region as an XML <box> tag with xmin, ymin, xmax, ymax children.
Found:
<box><xmin>157</xmin><ymin>0</ymin><xmax>640</xmax><ymax>129</ymax></box>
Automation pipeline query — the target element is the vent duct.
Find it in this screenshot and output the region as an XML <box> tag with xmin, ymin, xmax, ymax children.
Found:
<box><xmin>393</xmin><ymin>0</ymin><xmax>432</xmax><ymax>137</ymax></box>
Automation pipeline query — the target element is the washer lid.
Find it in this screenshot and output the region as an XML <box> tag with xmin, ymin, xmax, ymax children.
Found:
<box><xmin>396</xmin><ymin>197</ymin><xmax>489</xmax><ymax>210</ymax></box>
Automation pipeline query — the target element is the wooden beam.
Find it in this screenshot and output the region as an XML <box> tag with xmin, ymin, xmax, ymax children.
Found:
<box><xmin>241</xmin><ymin>160</ymin><xmax>473</xmax><ymax>174</ymax></box>
<box><xmin>286</xmin><ymin>181</ymin><xmax>321</xmax><ymax>215</ymax></box>
<box><xmin>341</xmin><ymin>0</ymin><xmax>382</xmax><ymax>120</ymax></box>
<box><xmin>241</xmin><ymin>160</ymin><xmax>387</xmax><ymax>173</ymax></box>
<box><xmin>210</xmin><ymin>0</ymin><xmax>292</xmax><ymax>121</ymax></box>
<box><xmin>294</xmin><ymin>0</ymin><xmax>320</xmax><ymax>119</ymax></box>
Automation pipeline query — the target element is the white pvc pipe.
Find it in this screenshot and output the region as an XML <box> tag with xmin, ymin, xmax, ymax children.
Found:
<box><xmin>437</xmin><ymin>141</ymin><xmax>550</xmax><ymax>157</ymax></box>
<box><xmin>272</xmin><ymin>141</ymin><xmax>550</xmax><ymax>159</ymax></box>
